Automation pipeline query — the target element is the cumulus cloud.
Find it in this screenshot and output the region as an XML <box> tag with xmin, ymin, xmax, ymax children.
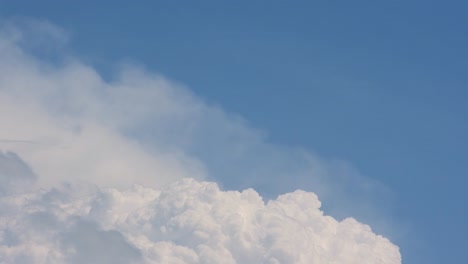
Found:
<box><xmin>0</xmin><ymin>19</ymin><xmax>401</xmax><ymax>263</ymax></box>
<box><xmin>0</xmin><ymin>178</ymin><xmax>400</xmax><ymax>263</ymax></box>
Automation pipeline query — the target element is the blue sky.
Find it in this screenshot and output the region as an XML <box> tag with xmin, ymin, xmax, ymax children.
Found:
<box><xmin>1</xmin><ymin>0</ymin><xmax>467</xmax><ymax>263</ymax></box>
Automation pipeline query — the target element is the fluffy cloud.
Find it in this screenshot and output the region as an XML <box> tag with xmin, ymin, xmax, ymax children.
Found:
<box><xmin>0</xmin><ymin>19</ymin><xmax>401</xmax><ymax>263</ymax></box>
<box><xmin>0</xmin><ymin>177</ymin><xmax>400</xmax><ymax>263</ymax></box>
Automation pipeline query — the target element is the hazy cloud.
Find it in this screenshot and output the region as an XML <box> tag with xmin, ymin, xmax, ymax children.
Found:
<box><xmin>0</xmin><ymin>19</ymin><xmax>393</xmax><ymax>221</ymax></box>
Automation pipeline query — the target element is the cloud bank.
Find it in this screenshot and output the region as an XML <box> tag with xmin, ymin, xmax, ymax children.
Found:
<box><xmin>0</xmin><ymin>176</ymin><xmax>400</xmax><ymax>263</ymax></box>
<box><xmin>0</xmin><ymin>20</ymin><xmax>401</xmax><ymax>263</ymax></box>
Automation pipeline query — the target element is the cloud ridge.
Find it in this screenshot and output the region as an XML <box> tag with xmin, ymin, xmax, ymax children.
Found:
<box><xmin>0</xmin><ymin>178</ymin><xmax>400</xmax><ymax>264</ymax></box>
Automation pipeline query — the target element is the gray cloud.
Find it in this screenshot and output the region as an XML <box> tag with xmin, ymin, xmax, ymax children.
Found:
<box><xmin>61</xmin><ymin>220</ymin><xmax>142</xmax><ymax>264</ymax></box>
<box><xmin>0</xmin><ymin>151</ymin><xmax>36</xmax><ymax>195</ymax></box>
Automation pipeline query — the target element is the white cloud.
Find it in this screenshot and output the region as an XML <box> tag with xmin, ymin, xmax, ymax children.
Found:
<box><xmin>0</xmin><ymin>178</ymin><xmax>400</xmax><ymax>264</ymax></box>
<box><xmin>0</xmin><ymin>19</ymin><xmax>401</xmax><ymax>263</ymax></box>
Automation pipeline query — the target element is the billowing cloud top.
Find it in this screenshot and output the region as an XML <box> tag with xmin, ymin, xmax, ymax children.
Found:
<box><xmin>0</xmin><ymin>20</ymin><xmax>401</xmax><ymax>263</ymax></box>
<box><xmin>0</xmin><ymin>177</ymin><xmax>400</xmax><ymax>263</ymax></box>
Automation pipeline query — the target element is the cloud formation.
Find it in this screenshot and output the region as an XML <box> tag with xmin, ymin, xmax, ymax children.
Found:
<box><xmin>0</xmin><ymin>19</ymin><xmax>394</xmax><ymax>222</ymax></box>
<box><xmin>0</xmin><ymin>177</ymin><xmax>400</xmax><ymax>263</ymax></box>
<box><xmin>0</xmin><ymin>19</ymin><xmax>401</xmax><ymax>263</ymax></box>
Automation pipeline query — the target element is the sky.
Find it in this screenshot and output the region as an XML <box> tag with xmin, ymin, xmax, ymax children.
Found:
<box><xmin>0</xmin><ymin>0</ymin><xmax>467</xmax><ymax>263</ymax></box>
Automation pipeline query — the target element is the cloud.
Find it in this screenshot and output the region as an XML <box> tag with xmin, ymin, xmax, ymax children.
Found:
<box><xmin>0</xmin><ymin>23</ymin><xmax>207</xmax><ymax>189</ymax></box>
<box><xmin>0</xmin><ymin>151</ymin><xmax>36</xmax><ymax>195</ymax></box>
<box><xmin>0</xmin><ymin>19</ymin><xmax>393</xmax><ymax>219</ymax></box>
<box><xmin>0</xmin><ymin>19</ymin><xmax>401</xmax><ymax>262</ymax></box>
<box><xmin>0</xmin><ymin>178</ymin><xmax>400</xmax><ymax>264</ymax></box>
<box><xmin>60</xmin><ymin>220</ymin><xmax>142</xmax><ymax>264</ymax></box>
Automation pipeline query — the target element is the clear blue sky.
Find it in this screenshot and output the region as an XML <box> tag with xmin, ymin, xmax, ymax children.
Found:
<box><xmin>1</xmin><ymin>1</ymin><xmax>467</xmax><ymax>263</ymax></box>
